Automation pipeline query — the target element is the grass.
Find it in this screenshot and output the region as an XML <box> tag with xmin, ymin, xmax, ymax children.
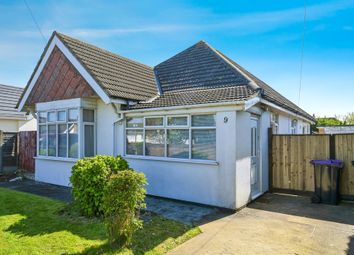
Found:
<box><xmin>0</xmin><ymin>187</ymin><xmax>200</xmax><ymax>255</ymax></box>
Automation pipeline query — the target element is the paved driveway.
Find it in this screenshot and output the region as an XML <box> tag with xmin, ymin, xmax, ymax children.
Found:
<box><xmin>169</xmin><ymin>193</ymin><xmax>354</xmax><ymax>255</ymax></box>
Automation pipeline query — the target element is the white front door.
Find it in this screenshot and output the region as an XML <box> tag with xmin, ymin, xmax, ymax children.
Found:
<box><xmin>250</xmin><ymin>117</ymin><xmax>260</xmax><ymax>198</ymax></box>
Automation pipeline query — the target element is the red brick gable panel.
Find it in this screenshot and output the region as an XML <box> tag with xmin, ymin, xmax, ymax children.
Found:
<box><xmin>27</xmin><ymin>46</ymin><xmax>96</xmax><ymax>105</ymax></box>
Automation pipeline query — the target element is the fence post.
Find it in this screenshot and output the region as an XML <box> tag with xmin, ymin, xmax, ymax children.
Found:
<box><xmin>268</xmin><ymin>127</ymin><xmax>273</xmax><ymax>192</ymax></box>
<box><xmin>329</xmin><ymin>134</ymin><xmax>336</xmax><ymax>159</ymax></box>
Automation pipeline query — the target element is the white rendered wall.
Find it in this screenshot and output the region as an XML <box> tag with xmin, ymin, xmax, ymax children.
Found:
<box><xmin>96</xmin><ymin>100</ymin><xmax>117</xmax><ymax>155</ymax></box>
<box><xmin>19</xmin><ymin>117</ymin><xmax>37</xmax><ymax>131</ymax></box>
<box><xmin>235</xmin><ymin>111</ymin><xmax>251</xmax><ymax>208</ymax></box>
<box><xmin>117</xmin><ymin>110</ymin><xmax>238</xmax><ymax>209</ymax></box>
<box><xmin>0</xmin><ymin>119</ymin><xmax>19</xmax><ymax>132</ymax></box>
<box><xmin>35</xmin><ymin>158</ymin><xmax>75</xmax><ymax>186</ymax></box>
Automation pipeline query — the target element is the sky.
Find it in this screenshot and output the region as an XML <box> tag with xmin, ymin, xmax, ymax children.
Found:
<box><xmin>0</xmin><ymin>0</ymin><xmax>353</xmax><ymax>117</ymax></box>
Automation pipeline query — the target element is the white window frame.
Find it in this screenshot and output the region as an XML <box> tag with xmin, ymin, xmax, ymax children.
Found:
<box><xmin>125</xmin><ymin>114</ymin><xmax>216</xmax><ymax>162</ymax></box>
<box><xmin>36</xmin><ymin>107</ymin><xmax>96</xmax><ymax>160</ymax></box>
<box><xmin>291</xmin><ymin>119</ymin><xmax>298</xmax><ymax>134</ymax></box>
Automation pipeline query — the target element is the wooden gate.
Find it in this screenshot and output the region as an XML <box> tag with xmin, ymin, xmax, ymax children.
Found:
<box><xmin>270</xmin><ymin>132</ymin><xmax>354</xmax><ymax>199</ymax></box>
<box><xmin>0</xmin><ymin>131</ymin><xmax>18</xmax><ymax>174</ymax></box>
<box><xmin>18</xmin><ymin>131</ymin><xmax>37</xmax><ymax>172</ymax></box>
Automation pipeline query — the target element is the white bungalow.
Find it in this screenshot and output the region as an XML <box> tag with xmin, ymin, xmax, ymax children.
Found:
<box><xmin>18</xmin><ymin>32</ymin><xmax>314</xmax><ymax>210</ymax></box>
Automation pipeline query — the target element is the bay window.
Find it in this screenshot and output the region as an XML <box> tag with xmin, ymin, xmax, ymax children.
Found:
<box><xmin>37</xmin><ymin>108</ymin><xmax>95</xmax><ymax>159</ymax></box>
<box><xmin>125</xmin><ymin>114</ymin><xmax>216</xmax><ymax>161</ymax></box>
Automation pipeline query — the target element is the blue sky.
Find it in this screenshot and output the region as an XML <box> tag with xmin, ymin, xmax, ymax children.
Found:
<box><xmin>0</xmin><ymin>0</ymin><xmax>353</xmax><ymax>117</ymax></box>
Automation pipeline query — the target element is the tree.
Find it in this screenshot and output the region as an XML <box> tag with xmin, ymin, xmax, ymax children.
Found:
<box><xmin>343</xmin><ymin>112</ymin><xmax>354</xmax><ymax>125</ymax></box>
<box><xmin>316</xmin><ymin>117</ymin><xmax>343</xmax><ymax>126</ymax></box>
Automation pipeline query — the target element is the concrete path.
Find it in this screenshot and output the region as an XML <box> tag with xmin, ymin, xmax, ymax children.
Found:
<box><xmin>169</xmin><ymin>193</ymin><xmax>354</xmax><ymax>255</ymax></box>
<box><xmin>0</xmin><ymin>179</ymin><xmax>217</xmax><ymax>225</ymax></box>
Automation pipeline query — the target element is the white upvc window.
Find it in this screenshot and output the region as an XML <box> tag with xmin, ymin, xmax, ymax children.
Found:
<box><xmin>125</xmin><ymin>114</ymin><xmax>216</xmax><ymax>161</ymax></box>
<box><xmin>270</xmin><ymin>113</ymin><xmax>279</xmax><ymax>134</ymax></box>
<box><xmin>37</xmin><ymin>108</ymin><xmax>96</xmax><ymax>159</ymax></box>
<box><xmin>291</xmin><ymin>119</ymin><xmax>298</xmax><ymax>134</ymax></box>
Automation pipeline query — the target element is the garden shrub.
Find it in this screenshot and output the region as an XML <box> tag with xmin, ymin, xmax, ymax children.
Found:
<box><xmin>70</xmin><ymin>155</ymin><xmax>129</xmax><ymax>216</ymax></box>
<box><xmin>103</xmin><ymin>170</ymin><xmax>147</xmax><ymax>247</ymax></box>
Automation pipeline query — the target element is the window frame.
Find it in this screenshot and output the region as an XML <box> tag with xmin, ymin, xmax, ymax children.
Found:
<box><xmin>125</xmin><ymin>114</ymin><xmax>217</xmax><ymax>162</ymax></box>
<box><xmin>36</xmin><ymin>107</ymin><xmax>96</xmax><ymax>160</ymax></box>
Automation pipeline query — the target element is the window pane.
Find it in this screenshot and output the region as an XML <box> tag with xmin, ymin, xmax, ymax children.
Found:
<box><xmin>84</xmin><ymin>125</ymin><xmax>95</xmax><ymax>157</ymax></box>
<box><xmin>126</xmin><ymin>130</ymin><xmax>143</xmax><ymax>155</ymax></box>
<box><xmin>38</xmin><ymin>125</ymin><xmax>47</xmax><ymax>155</ymax></box>
<box><xmin>145</xmin><ymin>117</ymin><xmax>163</xmax><ymax>127</ymax></box>
<box><xmin>167</xmin><ymin>116</ymin><xmax>188</xmax><ymax>126</ymax></box>
<box><xmin>192</xmin><ymin>129</ymin><xmax>216</xmax><ymax>160</ymax></box>
<box><xmin>126</xmin><ymin>117</ymin><xmax>143</xmax><ymax>128</ymax></box>
<box><xmin>192</xmin><ymin>115</ymin><xmax>216</xmax><ymax>127</ymax></box>
<box><xmin>58</xmin><ymin>111</ymin><xmax>66</xmax><ymax>122</ymax></box>
<box><xmin>48</xmin><ymin>112</ymin><xmax>57</xmax><ymax>122</ymax></box>
<box><xmin>58</xmin><ymin>124</ymin><xmax>67</xmax><ymax>157</ymax></box>
<box><xmin>68</xmin><ymin>123</ymin><xmax>78</xmax><ymax>158</ymax></box>
<box><xmin>68</xmin><ymin>109</ymin><xmax>78</xmax><ymax>122</ymax></box>
<box><xmin>38</xmin><ymin>112</ymin><xmax>47</xmax><ymax>123</ymax></box>
<box><xmin>167</xmin><ymin>129</ymin><xmax>189</xmax><ymax>159</ymax></box>
<box><xmin>145</xmin><ymin>130</ymin><xmax>165</xmax><ymax>157</ymax></box>
<box><xmin>48</xmin><ymin>125</ymin><xmax>56</xmax><ymax>156</ymax></box>
<box><xmin>83</xmin><ymin>109</ymin><xmax>94</xmax><ymax>122</ymax></box>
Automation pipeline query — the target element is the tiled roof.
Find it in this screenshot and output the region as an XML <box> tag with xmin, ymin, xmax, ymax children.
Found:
<box><xmin>216</xmin><ymin>50</ymin><xmax>315</xmax><ymax>121</ymax></box>
<box><xmin>0</xmin><ymin>84</ymin><xmax>26</xmax><ymax>117</ymax></box>
<box><xmin>154</xmin><ymin>41</ymin><xmax>249</xmax><ymax>92</ymax></box>
<box><xmin>130</xmin><ymin>85</ymin><xmax>257</xmax><ymax>109</ymax></box>
<box><xmin>56</xmin><ymin>32</ymin><xmax>158</xmax><ymax>101</ymax></box>
<box><xmin>135</xmin><ymin>40</ymin><xmax>313</xmax><ymax>121</ymax></box>
<box><xmin>20</xmin><ymin>32</ymin><xmax>313</xmax><ymax>122</ymax></box>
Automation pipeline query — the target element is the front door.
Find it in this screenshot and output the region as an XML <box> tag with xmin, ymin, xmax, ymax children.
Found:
<box><xmin>250</xmin><ymin>117</ymin><xmax>260</xmax><ymax>198</ymax></box>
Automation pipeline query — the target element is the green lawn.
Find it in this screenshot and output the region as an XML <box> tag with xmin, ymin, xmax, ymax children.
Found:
<box><xmin>0</xmin><ymin>187</ymin><xmax>200</xmax><ymax>255</ymax></box>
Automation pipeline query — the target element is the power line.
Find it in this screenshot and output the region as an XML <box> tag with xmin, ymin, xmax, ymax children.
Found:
<box><xmin>23</xmin><ymin>0</ymin><xmax>47</xmax><ymax>43</ymax></box>
<box><xmin>298</xmin><ymin>0</ymin><xmax>307</xmax><ymax>106</ymax></box>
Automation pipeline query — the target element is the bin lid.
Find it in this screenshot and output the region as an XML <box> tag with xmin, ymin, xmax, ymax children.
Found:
<box><xmin>310</xmin><ymin>159</ymin><xmax>344</xmax><ymax>168</ymax></box>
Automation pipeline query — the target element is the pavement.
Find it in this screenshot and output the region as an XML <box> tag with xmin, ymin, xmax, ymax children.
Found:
<box><xmin>169</xmin><ymin>193</ymin><xmax>354</xmax><ymax>255</ymax></box>
<box><xmin>0</xmin><ymin>179</ymin><xmax>217</xmax><ymax>225</ymax></box>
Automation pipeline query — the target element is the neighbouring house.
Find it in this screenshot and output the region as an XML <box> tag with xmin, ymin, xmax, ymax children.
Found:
<box><xmin>0</xmin><ymin>84</ymin><xmax>36</xmax><ymax>132</ymax></box>
<box><xmin>17</xmin><ymin>32</ymin><xmax>315</xmax><ymax>209</ymax></box>
<box><xmin>318</xmin><ymin>125</ymin><xmax>354</xmax><ymax>134</ymax></box>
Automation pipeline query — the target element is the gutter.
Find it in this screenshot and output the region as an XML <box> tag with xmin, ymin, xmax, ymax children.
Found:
<box><xmin>260</xmin><ymin>99</ymin><xmax>315</xmax><ymax>124</ymax></box>
<box><xmin>120</xmin><ymin>94</ymin><xmax>261</xmax><ymax>114</ymax></box>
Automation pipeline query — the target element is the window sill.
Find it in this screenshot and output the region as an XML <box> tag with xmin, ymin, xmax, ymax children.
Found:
<box><xmin>124</xmin><ymin>155</ymin><xmax>219</xmax><ymax>166</ymax></box>
<box><xmin>34</xmin><ymin>156</ymin><xmax>78</xmax><ymax>163</ymax></box>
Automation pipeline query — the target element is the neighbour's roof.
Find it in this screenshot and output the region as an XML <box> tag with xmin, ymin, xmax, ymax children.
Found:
<box><xmin>56</xmin><ymin>32</ymin><xmax>157</xmax><ymax>101</ymax></box>
<box><xmin>0</xmin><ymin>84</ymin><xmax>26</xmax><ymax>117</ymax></box>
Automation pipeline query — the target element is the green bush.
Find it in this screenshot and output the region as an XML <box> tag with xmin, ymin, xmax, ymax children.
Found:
<box><xmin>70</xmin><ymin>155</ymin><xmax>129</xmax><ymax>216</ymax></box>
<box><xmin>103</xmin><ymin>170</ymin><xmax>147</xmax><ymax>247</ymax></box>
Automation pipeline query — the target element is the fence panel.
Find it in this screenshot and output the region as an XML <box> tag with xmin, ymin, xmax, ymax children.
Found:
<box><xmin>271</xmin><ymin>135</ymin><xmax>330</xmax><ymax>192</ymax></box>
<box><xmin>18</xmin><ymin>131</ymin><xmax>36</xmax><ymax>172</ymax></box>
<box><xmin>0</xmin><ymin>131</ymin><xmax>18</xmax><ymax>174</ymax></box>
<box><xmin>335</xmin><ymin>134</ymin><xmax>354</xmax><ymax>198</ymax></box>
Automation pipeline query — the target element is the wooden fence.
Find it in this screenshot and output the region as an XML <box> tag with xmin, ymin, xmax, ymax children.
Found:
<box><xmin>18</xmin><ymin>131</ymin><xmax>37</xmax><ymax>173</ymax></box>
<box><xmin>0</xmin><ymin>131</ymin><xmax>18</xmax><ymax>174</ymax></box>
<box><xmin>270</xmin><ymin>132</ymin><xmax>354</xmax><ymax>199</ymax></box>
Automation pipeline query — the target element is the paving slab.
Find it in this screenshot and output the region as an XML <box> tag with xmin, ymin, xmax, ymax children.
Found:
<box><xmin>169</xmin><ymin>193</ymin><xmax>354</xmax><ymax>255</ymax></box>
